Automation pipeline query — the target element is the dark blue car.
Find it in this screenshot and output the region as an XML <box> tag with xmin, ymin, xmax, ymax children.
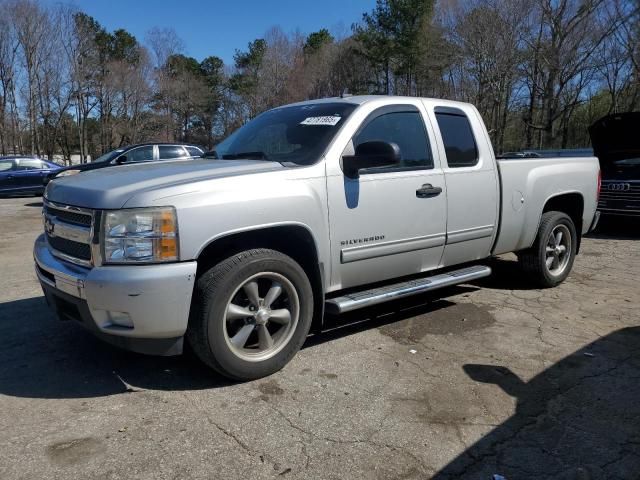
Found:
<box><xmin>0</xmin><ymin>156</ymin><xmax>62</xmax><ymax>196</ymax></box>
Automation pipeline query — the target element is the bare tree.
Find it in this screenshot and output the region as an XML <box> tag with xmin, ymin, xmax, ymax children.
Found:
<box><xmin>10</xmin><ymin>0</ymin><xmax>50</xmax><ymax>154</ymax></box>
<box><xmin>451</xmin><ymin>0</ymin><xmax>533</xmax><ymax>151</ymax></box>
<box><xmin>146</xmin><ymin>27</ymin><xmax>185</xmax><ymax>141</ymax></box>
<box><xmin>0</xmin><ymin>1</ymin><xmax>21</xmax><ymax>154</ymax></box>
<box><xmin>521</xmin><ymin>0</ymin><xmax>621</xmax><ymax>148</ymax></box>
<box><xmin>0</xmin><ymin>0</ymin><xmax>634</xmax><ymax>159</ymax></box>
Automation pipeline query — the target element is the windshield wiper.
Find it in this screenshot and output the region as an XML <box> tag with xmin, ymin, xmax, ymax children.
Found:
<box><xmin>221</xmin><ymin>151</ymin><xmax>270</xmax><ymax>160</ymax></box>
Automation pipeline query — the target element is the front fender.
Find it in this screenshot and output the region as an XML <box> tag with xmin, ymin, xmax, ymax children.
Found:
<box><xmin>154</xmin><ymin>166</ymin><xmax>330</xmax><ymax>271</ymax></box>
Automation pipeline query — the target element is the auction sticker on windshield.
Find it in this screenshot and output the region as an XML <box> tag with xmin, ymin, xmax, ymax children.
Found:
<box><xmin>300</xmin><ymin>116</ymin><xmax>341</xmax><ymax>126</ymax></box>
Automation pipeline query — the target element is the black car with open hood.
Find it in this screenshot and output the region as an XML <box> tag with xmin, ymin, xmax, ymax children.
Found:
<box><xmin>589</xmin><ymin>112</ymin><xmax>640</xmax><ymax>217</ymax></box>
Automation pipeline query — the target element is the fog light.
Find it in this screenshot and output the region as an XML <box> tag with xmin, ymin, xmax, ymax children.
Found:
<box><xmin>106</xmin><ymin>311</ymin><xmax>133</xmax><ymax>328</ymax></box>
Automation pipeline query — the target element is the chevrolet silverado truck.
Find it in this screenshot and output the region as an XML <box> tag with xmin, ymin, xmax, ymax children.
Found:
<box><xmin>34</xmin><ymin>96</ymin><xmax>600</xmax><ymax>380</ymax></box>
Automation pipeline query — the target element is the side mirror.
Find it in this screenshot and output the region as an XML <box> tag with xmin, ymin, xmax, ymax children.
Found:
<box><xmin>342</xmin><ymin>141</ymin><xmax>401</xmax><ymax>178</ymax></box>
<box><xmin>114</xmin><ymin>155</ymin><xmax>127</xmax><ymax>165</ymax></box>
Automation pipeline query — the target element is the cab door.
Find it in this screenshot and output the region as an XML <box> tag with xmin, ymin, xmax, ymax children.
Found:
<box><xmin>326</xmin><ymin>102</ymin><xmax>447</xmax><ymax>290</ymax></box>
<box><xmin>430</xmin><ymin>105</ymin><xmax>499</xmax><ymax>266</ymax></box>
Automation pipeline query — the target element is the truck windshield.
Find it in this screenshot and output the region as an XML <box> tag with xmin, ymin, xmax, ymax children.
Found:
<box><xmin>215</xmin><ymin>102</ymin><xmax>357</xmax><ymax>166</ymax></box>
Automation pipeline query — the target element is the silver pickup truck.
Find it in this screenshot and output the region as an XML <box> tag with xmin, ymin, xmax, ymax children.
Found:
<box><xmin>34</xmin><ymin>96</ymin><xmax>600</xmax><ymax>380</ymax></box>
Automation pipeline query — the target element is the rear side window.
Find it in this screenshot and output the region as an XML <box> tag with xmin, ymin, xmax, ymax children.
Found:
<box><xmin>435</xmin><ymin>111</ymin><xmax>478</xmax><ymax>168</ymax></box>
<box><xmin>159</xmin><ymin>145</ymin><xmax>188</xmax><ymax>160</ymax></box>
<box><xmin>186</xmin><ymin>146</ymin><xmax>202</xmax><ymax>156</ymax></box>
<box><xmin>355</xmin><ymin>110</ymin><xmax>433</xmax><ymax>170</ymax></box>
<box><xmin>0</xmin><ymin>160</ymin><xmax>14</xmax><ymax>172</ymax></box>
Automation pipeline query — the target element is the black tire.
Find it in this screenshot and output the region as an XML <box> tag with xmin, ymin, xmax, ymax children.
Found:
<box><xmin>519</xmin><ymin>211</ymin><xmax>577</xmax><ymax>288</ymax></box>
<box><xmin>187</xmin><ymin>248</ymin><xmax>314</xmax><ymax>381</ymax></box>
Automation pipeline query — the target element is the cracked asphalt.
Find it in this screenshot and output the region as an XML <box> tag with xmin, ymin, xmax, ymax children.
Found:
<box><xmin>1</xmin><ymin>196</ymin><xmax>639</xmax><ymax>480</ymax></box>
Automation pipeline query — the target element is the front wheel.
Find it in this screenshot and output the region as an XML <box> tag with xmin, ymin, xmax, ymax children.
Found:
<box><xmin>518</xmin><ymin>211</ymin><xmax>577</xmax><ymax>288</ymax></box>
<box><xmin>187</xmin><ymin>249</ymin><xmax>314</xmax><ymax>381</ymax></box>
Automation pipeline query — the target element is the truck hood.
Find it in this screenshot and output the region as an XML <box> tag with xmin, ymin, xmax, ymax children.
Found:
<box><xmin>45</xmin><ymin>159</ymin><xmax>283</xmax><ymax>209</ymax></box>
<box><xmin>589</xmin><ymin>112</ymin><xmax>640</xmax><ymax>180</ymax></box>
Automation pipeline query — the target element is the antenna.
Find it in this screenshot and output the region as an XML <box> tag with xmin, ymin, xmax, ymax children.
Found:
<box><xmin>340</xmin><ymin>88</ymin><xmax>352</xmax><ymax>98</ymax></box>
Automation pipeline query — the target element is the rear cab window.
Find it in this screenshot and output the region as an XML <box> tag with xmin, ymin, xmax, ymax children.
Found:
<box><xmin>434</xmin><ymin>107</ymin><xmax>479</xmax><ymax>168</ymax></box>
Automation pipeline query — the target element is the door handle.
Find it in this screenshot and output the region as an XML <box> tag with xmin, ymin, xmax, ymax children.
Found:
<box><xmin>416</xmin><ymin>184</ymin><xmax>442</xmax><ymax>198</ymax></box>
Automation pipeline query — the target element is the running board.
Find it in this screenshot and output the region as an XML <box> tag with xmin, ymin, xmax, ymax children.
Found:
<box><xmin>325</xmin><ymin>265</ymin><xmax>491</xmax><ymax>314</ymax></box>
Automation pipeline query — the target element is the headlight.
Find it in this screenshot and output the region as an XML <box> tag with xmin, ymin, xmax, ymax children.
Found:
<box><xmin>56</xmin><ymin>169</ymin><xmax>81</xmax><ymax>177</ymax></box>
<box><xmin>102</xmin><ymin>207</ymin><xmax>179</xmax><ymax>264</ymax></box>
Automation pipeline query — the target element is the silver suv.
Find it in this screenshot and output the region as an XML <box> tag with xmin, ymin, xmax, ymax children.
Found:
<box><xmin>49</xmin><ymin>143</ymin><xmax>204</xmax><ymax>180</ymax></box>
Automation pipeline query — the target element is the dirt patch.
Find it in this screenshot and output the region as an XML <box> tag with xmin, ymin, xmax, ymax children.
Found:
<box><xmin>257</xmin><ymin>379</ymin><xmax>284</xmax><ymax>397</ymax></box>
<box><xmin>47</xmin><ymin>437</ymin><xmax>103</xmax><ymax>466</ymax></box>
<box><xmin>379</xmin><ymin>303</ymin><xmax>495</xmax><ymax>344</ymax></box>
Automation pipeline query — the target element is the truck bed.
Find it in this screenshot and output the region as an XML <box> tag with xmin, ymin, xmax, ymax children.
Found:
<box><xmin>493</xmin><ymin>156</ymin><xmax>600</xmax><ymax>255</ymax></box>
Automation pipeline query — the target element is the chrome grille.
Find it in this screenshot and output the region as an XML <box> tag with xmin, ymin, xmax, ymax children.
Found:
<box><xmin>43</xmin><ymin>205</ymin><xmax>92</xmax><ymax>227</ymax></box>
<box><xmin>43</xmin><ymin>200</ymin><xmax>95</xmax><ymax>266</ymax></box>
<box><xmin>46</xmin><ymin>235</ymin><xmax>92</xmax><ymax>260</ymax></box>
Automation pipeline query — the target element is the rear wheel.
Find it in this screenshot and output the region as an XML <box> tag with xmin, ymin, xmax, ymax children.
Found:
<box><xmin>519</xmin><ymin>211</ymin><xmax>577</xmax><ymax>288</ymax></box>
<box><xmin>187</xmin><ymin>249</ymin><xmax>313</xmax><ymax>381</ymax></box>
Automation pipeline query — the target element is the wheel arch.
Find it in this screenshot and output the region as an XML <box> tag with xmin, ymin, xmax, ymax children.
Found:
<box><xmin>540</xmin><ymin>191</ymin><xmax>584</xmax><ymax>253</ymax></box>
<box><xmin>195</xmin><ymin>224</ymin><xmax>325</xmax><ymax>333</ymax></box>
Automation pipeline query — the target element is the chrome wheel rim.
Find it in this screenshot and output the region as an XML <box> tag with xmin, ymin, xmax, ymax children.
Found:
<box><xmin>223</xmin><ymin>272</ymin><xmax>299</xmax><ymax>362</ymax></box>
<box><xmin>545</xmin><ymin>224</ymin><xmax>571</xmax><ymax>276</ymax></box>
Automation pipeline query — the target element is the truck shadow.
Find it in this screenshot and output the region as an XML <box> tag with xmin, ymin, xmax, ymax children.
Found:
<box><xmin>4</xmin><ymin>300</ymin><xmax>640</xmax><ymax>477</ymax></box>
<box><xmin>433</xmin><ymin>326</ymin><xmax>640</xmax><ymax>479</ymax></box>
<box><xmin>587</xmin><ymin>216</ymin><xmax>640</xmax><ymax>240</ymax></box>
<box><xmin>470</xmin><ymin>257</ymin><xmax>537</xmax><ymax>291</ymax></box>
<box><xmin>0</xmin><ymin>288</ymin><xmax>471</xmax><ymax>399</ymax></box>
<box><xmin>0</xmin><ymin>297</ymin><xmax>232</xmax><ymax>398</ymax></box>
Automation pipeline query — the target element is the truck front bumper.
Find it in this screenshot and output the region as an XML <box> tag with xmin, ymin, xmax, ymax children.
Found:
<box><xmin>34</xmin><ymin>234</ymin><xmax>197</xmax><ymax>356</ymax></box>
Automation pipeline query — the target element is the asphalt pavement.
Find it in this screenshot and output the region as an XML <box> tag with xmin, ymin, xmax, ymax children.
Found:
<box><xmin>1</xmin><ymin>196</ymin><xmax>639</xmax><ymax>479</ymax></box>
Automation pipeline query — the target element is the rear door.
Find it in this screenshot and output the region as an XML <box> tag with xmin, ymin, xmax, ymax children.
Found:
<box><xmin>429</xmin><ymin>105</ymin><xmax>499</xmax><ymax>266</ymax></box>
<box><xmin>0</xmin><ymin>159</ymin><xmax>16</xmax><ymax>192</ymax></box>
<box><xmin>13</xmin><ymin>158</ymin><xmax>49</xmax><ymax>192</ymax></box>
<box><xmin>327</xmin><ymin>102</ymin><xmax>447</xmax><ymax>289</ymax></box>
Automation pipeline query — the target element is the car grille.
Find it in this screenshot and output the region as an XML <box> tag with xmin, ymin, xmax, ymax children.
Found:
<box><xmin>598</xmin><ymin>181</ymin><xmax>640</xmax><ymax>213</ymax></box>
<box><xmin>43</xmin><ymin>200</ymin><xmax>95</xmax><ymax>266</ymax></box>
<box><xmin>43</xmin><ymin>205</ymin><xmax>92</xmax><ymax>227</ymax></box>
<box><xmin>46</xmin><ymin>235</ymin><xmax>92</xmax><ymax>260</ymax></box>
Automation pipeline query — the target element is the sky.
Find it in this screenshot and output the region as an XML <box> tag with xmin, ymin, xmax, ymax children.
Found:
<box><xmin>56</xmin><ymin>0</ymin><xmax>377</xmax><ymax>65</ymax></box>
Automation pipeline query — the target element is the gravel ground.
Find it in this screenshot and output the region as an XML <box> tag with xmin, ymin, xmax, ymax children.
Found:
<box><xmin>0</xmin><ymin>196</ymin><xmax>639</xmax><ymax>480</ymax></box>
